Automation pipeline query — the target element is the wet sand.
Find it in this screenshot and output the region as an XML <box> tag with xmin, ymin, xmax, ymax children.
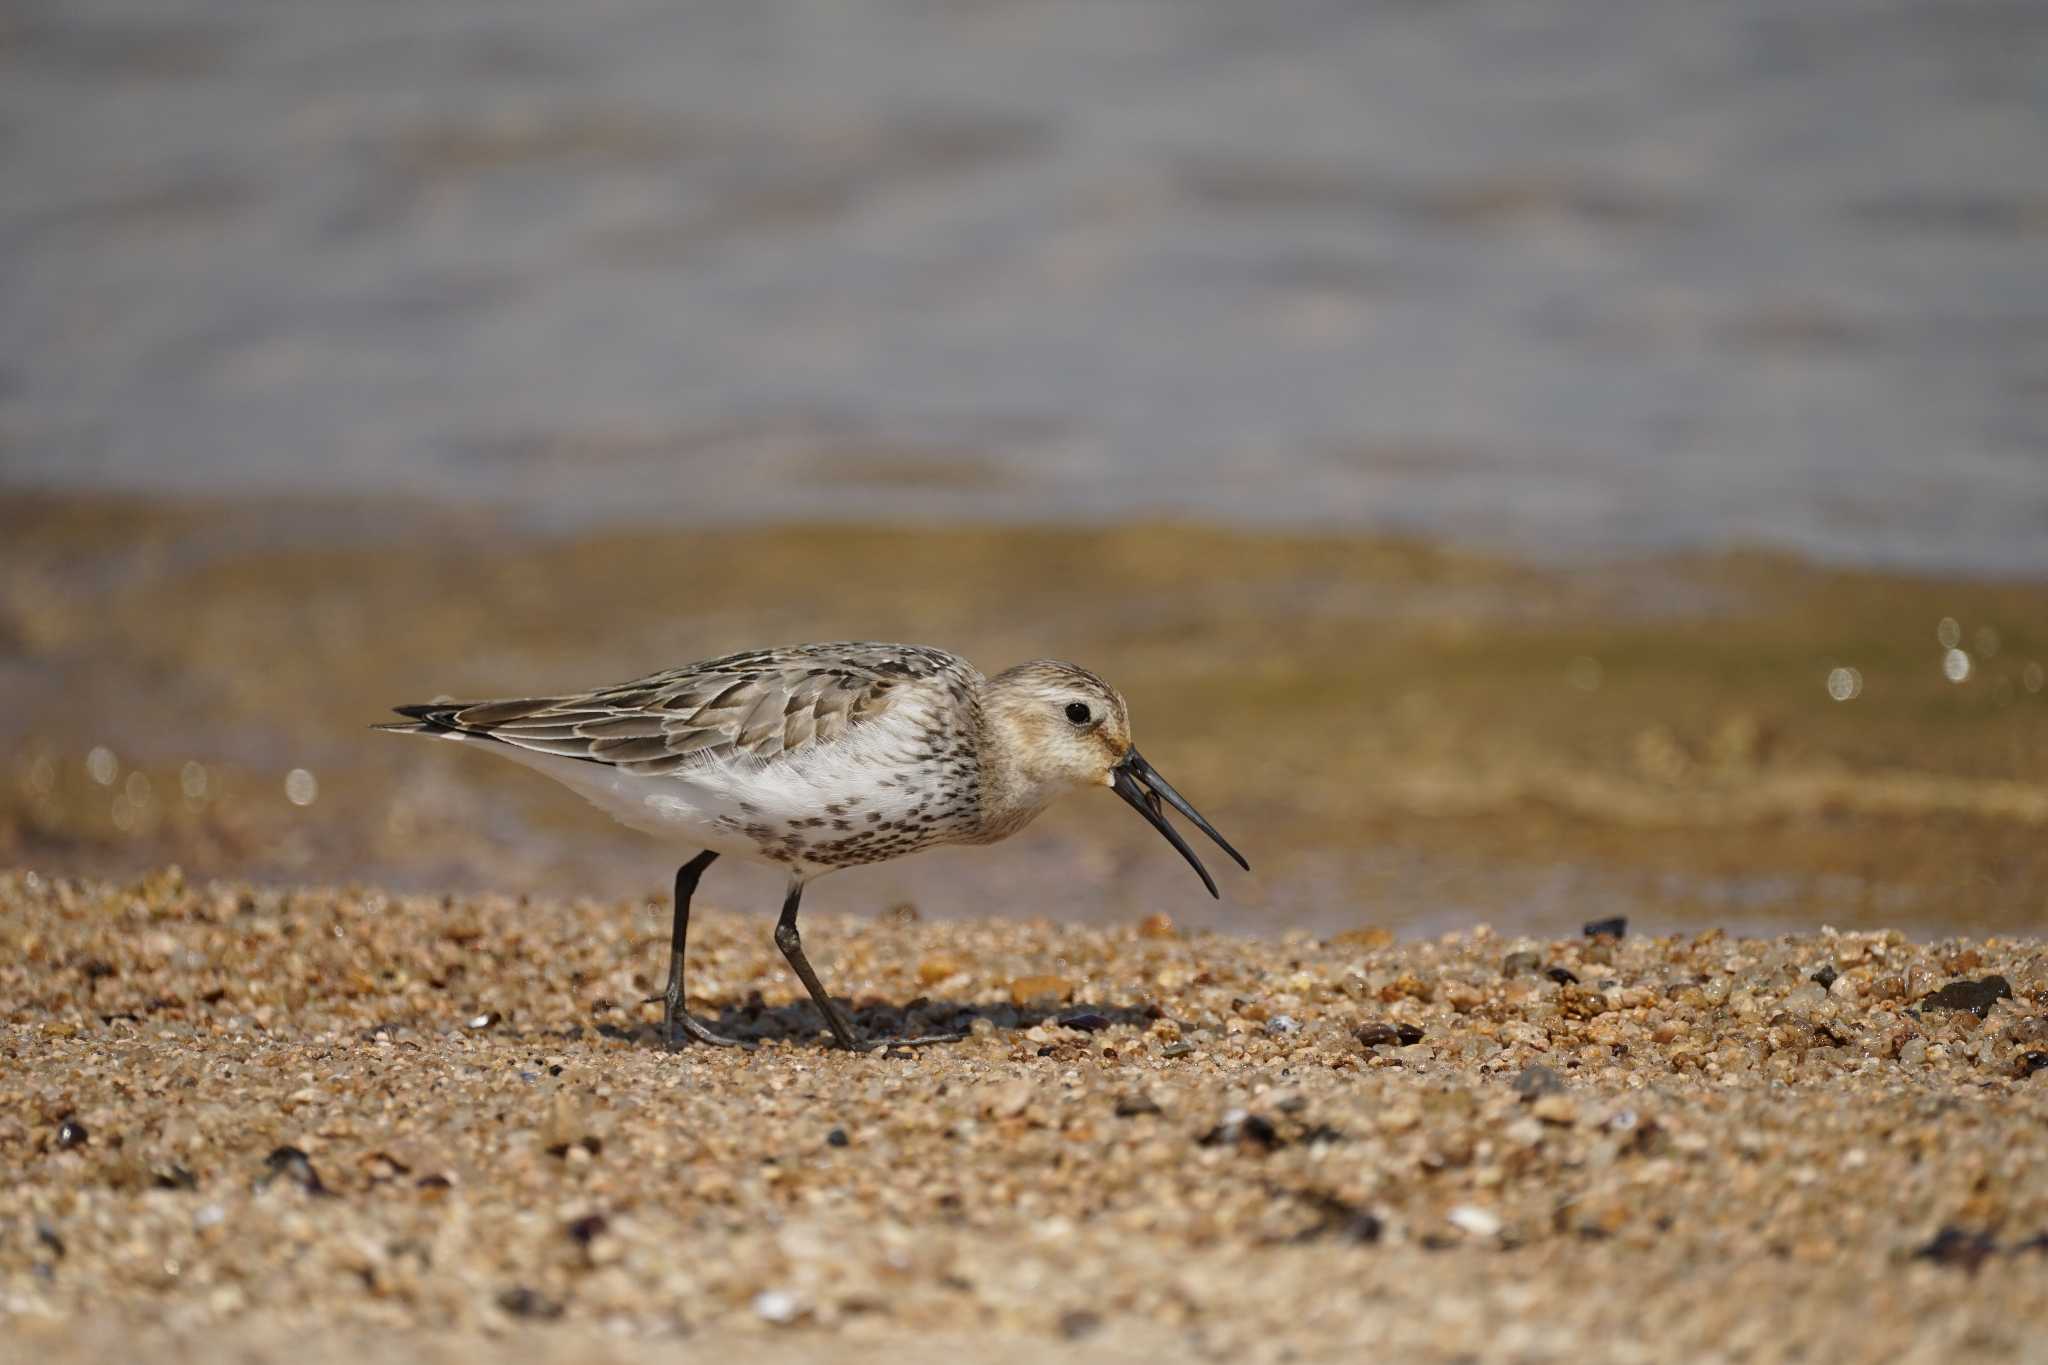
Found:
<box><xmin>3</xmin><ymin>868</ymin><xmax>2045</xmax><ymax>1362</ymax></box>
<box><xmin>4</xmin><ymin>490</ymin><xmax>2046</xmax><ymax>939</ymax></box>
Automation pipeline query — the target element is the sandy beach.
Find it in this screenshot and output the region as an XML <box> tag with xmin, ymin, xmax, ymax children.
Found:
<box><xmin>4</xmin><ymin>867</ymin><xmax>2044</xmax><ymax>1362</ymax></box>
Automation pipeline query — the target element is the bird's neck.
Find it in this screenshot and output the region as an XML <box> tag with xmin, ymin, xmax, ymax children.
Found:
<box><xmin>969</xmin><ymin>702</ymin><xmax>1061</xmax><ymax>844</ymax></box>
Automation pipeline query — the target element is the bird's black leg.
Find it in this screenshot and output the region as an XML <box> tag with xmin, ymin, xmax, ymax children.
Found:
<box><xmin>773</xmin><ymin>878</ymin><xmax>962</xmax><ymax>1052</ymax></box>
<box><xmin>656</xmin><ymin>851</ymin><xmax>740</xmax><ymax>1048</ymax></box>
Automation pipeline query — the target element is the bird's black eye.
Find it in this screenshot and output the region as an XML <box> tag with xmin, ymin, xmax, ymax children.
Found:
<box><xmin>1064</xmin><ymin>701</ymin><xmax>1092</xmax><ymax>725</ymax></box>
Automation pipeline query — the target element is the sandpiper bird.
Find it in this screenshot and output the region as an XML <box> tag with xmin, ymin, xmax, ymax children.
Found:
<box><xmin>378</xmin><ymin>642</ymin><xmax>1247</xmax><ymax>1052</ymax></box>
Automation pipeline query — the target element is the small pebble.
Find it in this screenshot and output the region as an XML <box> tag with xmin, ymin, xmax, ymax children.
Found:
<box><xmin>465</xmin><ymin>1011</ymin><xmax>500</xmax><ymax>1031</ymax></box>
<box><xmin>496</xmin><ymin>1286</ymin><xmax>563</xmax><ymax>1319</ymax></box>
<box><xmin>1512</xmin><ymin>1064</ymin><xmax>1565</xmax><ymax>1099</ymax></box>
<box><xmin>752</xmin><ymin>1289</ymin><xmax>802</xmax><ymax>1325</ymax></box>
<box><xmin>1354</xmin><ymin>1021</ymin><xmax>1424</xmax><ymax>1049</ymax></box>
<box><xmin>1811</xmin><ymin>964</ymin><xmax>1839</xmax><ymax>989</ymax></box>
<box><xmin>826</xmin><ymin>1127</ymin><xmax>850</xmax><ymax>1147</ymax></box>
<box><xmin>1919</xmin><ymin>976</ymin><xmax>2012</xmax><ymax>1018</ymax></box>
<box><xmin>565</xmin><ymin>1213</ymin><xmax>608</xmax><ymax>1245</ymax></box>
<box><xmin>1447</xmin><ymin>1205</ymin><xmax>1503</xmax><ymax>1238</ymax></box>
<box><xmin>1546</xmin><ymin>966</ymin><xmax>1580</xmax><ymax>985</ymax></box>
<box><xmin>978</xmin><ymin>1080</ymin><xmax>1034</xmax><ymax>1119</ymax></box>
<box><xmin>1009</xmin><ymin>975</ymin><xmax>1074</xmax><ymax>1006</ymax></box>
<box><xmin>1199</xmin><ymin>1109</ymin><xmax>1280</xmax><ymax>1151</ymax></box>
<box><xmin>1501</xmin><ymin>950</ymin><xmax>1542</xmax><ymax>977</ymax></box>
<box><xmin>261</xmin><ymin>1145</ymin><xmax>330</xmax><ymax>1196</ymax></box>
<box><xmin>1583</xmin><ymin>916</ymin><xmax>1628</xmax><ymax>938</ymax></box>
<box><xmin>56</xmin><ymin>1118</ymin><xmax>88</xmax><ymax>1150</ymax></box>
<box><xmin>1160</xmin><ymin>1041</ymin><xmax>1195</xmax><ymax>1058</ymax></box>
<box><xmin>1355</xmin><ymin>1021</ymin><xmax>1399</xmax><ymax>1047</ymax></box>
<box><xmin>1293</xmin><ymin>1191</ymin><xmax>1383</xmax><ymax>1245</ymax></box>
<box><xmin>1266</xmin><ymin>1014</ymin><xmax>1299</xmax><ymax>1035</ymax></box>
<box><xmin>1784</xmin><ymin>982</ymin><xmax>1828</xmax><ymax>1011</ymax></box>
<box><xmin>1058</xmin><ymin>1309</ymin><xmax>1104</xmax><ymax>1340</ymax></box>
<box><xmin>1114</xmin><ymin>1092</ymin><xmax>1163</xmax><ymax>1117</ymax></box>
<box><xmin>2018</xmin><ymin>1052</ymin><xmax>2048</xmax><ymax>1079</ymax></box>
<box><xmin>1058</xmin><ymin>1011</ymin><xmax>1112</xmax><ymax>1033</ymax></box>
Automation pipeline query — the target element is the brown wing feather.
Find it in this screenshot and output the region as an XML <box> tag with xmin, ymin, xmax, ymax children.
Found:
<box><xmin>390</xmin><ymin>642</ymin><xmax>972</xmax><ymax>776</ymax></box>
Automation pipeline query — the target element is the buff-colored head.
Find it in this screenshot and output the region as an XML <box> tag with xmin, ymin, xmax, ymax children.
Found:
<box><xmin>984</xmin><ymin>660</ymin><xmax>1131</xmax><ymax>791</ymax></box>
<box><xmin>981</xmin><ymin>659</ymin><xmax>1249</xmax><ymax>896</ymax></box>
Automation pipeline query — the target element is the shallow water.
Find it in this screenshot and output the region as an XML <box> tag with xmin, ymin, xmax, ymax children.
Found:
<box><xmin>4</xmin><ymin>0</ymin><xmax>2047</xmax><ymax>570</ymax></box>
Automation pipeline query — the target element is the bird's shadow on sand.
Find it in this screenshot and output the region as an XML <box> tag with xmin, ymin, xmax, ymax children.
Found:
<box><xmin>600</xmin><ymin>995</ymin><xmax>1159</xmax><ymax>1052</ymax></box>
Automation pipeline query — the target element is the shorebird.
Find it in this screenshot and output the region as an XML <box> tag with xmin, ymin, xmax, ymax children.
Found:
<box><xmin>378</xmin><ymin>642</ymin><xmax>1247</xmax><ymax>1051</ymax></box>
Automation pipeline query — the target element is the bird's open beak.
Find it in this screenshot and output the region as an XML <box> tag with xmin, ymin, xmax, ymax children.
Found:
<box><xmin>1109</xmin><ymin>748</ymin><xmax>1251</xmax><ymax>899</ymax></box>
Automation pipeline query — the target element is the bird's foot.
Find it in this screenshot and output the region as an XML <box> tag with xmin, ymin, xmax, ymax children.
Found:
<box><xmin>668</xmin><ymin>1013</ymin><xmax>745</xmax><ymax>1049</ymax></box>
<box><xmin>646</xmin><ymin>993</ymin><xmax>744</xmax><ymax>1048</ymax></box>
<box><xmin>841</xmin><ymin>1028</ymin><xmax>968</xmax><ymax>1053</ymax></box>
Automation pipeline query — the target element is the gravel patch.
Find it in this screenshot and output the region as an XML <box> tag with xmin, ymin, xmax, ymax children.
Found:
<box><xmin>4</xmin><ymin>868</ymin><xmax>2046</xmax><ymax>1361</ymax></box>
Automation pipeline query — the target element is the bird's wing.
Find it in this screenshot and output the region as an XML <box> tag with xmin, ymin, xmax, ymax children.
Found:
<box><xmin>383</xmin><ymin>642</ymin><xmax>972</xmax><ymax>775</ymax></box>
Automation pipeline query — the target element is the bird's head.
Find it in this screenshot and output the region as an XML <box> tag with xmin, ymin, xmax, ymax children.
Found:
<box><xmin>984</xmin><ymin>660</ymin><xmax>1248</xmax><ymax>896</ymax></box>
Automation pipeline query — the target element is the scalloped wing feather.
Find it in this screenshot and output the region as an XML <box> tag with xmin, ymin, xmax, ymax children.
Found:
<box><xmin>397</xmin><ymin>643</ymin><xmax>974</xmax><ymax>776</ymax></box>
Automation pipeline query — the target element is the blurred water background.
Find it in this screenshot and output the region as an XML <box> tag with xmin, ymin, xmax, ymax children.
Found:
<box><xmin>3</xmin><ymin>0</ymin><xmax>2046</xmax><ymax>939</ymax></box>
<box><xmin>5</xmin><ymin>0</ymin><xmax>2046</xmax><ymax>567</ymax></box>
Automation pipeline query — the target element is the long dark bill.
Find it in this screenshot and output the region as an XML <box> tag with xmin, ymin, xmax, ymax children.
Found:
<box><xmin>1110</xmin><ymin>748</ymin><xmax>1251</xmax><ymax>899</ymax></box>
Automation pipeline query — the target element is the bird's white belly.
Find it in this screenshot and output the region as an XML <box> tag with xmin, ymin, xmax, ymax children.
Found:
<box><xmin>462</xmin><ymin>735</ymin><xmax>944</xmax><ymax>868</ymax></box>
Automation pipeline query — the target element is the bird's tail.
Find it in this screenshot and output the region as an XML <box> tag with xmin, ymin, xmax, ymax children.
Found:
<box><xmin>372</xmin><ymin>702</ymin><xmax>466</xmax><ymax>735</ymax></box>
